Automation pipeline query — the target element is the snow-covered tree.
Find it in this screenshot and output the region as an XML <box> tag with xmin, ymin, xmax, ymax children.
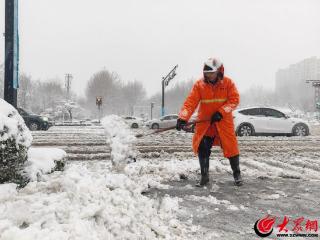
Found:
<box><xmin>17</xmin><ymin>77</ymin><xmax>66</xmax><ymax>114</ymax></box>
<box><xmin>239</xmin><ymin>85</ymin><xmax>276</xmax><ymax>108</ymax></box>
<box><xmin>17</xmin><ymin>74</ymin><xmax>34</xmax><ymax>109</ymax></box>
<box><xmin>85</xmin><ymin>70</ymin><xmax>123</xmax><ymax>116</ymax></box>
<box><xmin>121</xmin><ymin>80</ymin><xmax>146</xmax><ymax>115</ymax></box>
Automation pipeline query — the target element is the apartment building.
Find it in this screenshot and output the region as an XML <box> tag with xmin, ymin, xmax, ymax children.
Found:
<box><xmin>275</xmin><ymin>57</ymin><xmax>320</xmax><ymax>111</ymax></box>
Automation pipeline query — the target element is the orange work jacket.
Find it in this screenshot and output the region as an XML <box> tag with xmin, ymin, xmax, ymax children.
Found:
<box><xmin>178</xmin><ymin>76</ymin><xmax>240</xmax><ymax>158</ymax></box>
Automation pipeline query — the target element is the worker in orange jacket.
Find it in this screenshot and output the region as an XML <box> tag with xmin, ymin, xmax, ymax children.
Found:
<box><xmin>176</xmin><ymin>57</ymin><xmax>243</xmax><ymax>186</ymax></box>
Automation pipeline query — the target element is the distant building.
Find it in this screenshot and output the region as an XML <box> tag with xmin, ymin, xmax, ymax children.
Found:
<box><xmin>275</xmin><ymin>57</ymin><xmax>320</xmax><ymax>111</ymax></box>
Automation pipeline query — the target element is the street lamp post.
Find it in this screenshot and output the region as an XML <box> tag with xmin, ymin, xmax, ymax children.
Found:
<box><xmin>161</xmin><ymin>80</ymin><xmax>165</xmax><ymax>116</ymax></box>
<box><xmin>161</xmin><ymin>65</ymin><xmax>178</xmax><ymax>116</ymax></box>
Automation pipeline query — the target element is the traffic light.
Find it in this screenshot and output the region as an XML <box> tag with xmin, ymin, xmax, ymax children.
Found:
<box><xmin>96</xmin><ymin>96</ymin><xmax>102</xmax><ymax>106</ymax></box>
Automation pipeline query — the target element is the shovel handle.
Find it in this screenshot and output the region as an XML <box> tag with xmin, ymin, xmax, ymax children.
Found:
<box><xmin>135</xmin><ymin>119</ymin><xmax>210</xmax><ymax>138</ymax></box>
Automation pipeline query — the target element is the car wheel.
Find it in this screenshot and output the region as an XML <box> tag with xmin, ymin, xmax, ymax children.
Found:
<box><xmin>292</xmin><ymin>123</ymin><xmax>309</xmax><ymax>136</ymax></box>
<box><xmin>237</xmin><ymin>123</ymin><xmax>254</xmax><ymax>136</ymax></box>
<box><xmin>151</xmin><ymin>123</ymin><xmax>159</xmax><ymax>129</ymax></box>
<box><xmin>131</xmin><ymin>123</ymin><xmax>139</xmax><ymax>128</ymax></box>
<box><xmin>29</xmin><ymin>122</ymin><xmax>40</xmax><ymax>131</ymax></box>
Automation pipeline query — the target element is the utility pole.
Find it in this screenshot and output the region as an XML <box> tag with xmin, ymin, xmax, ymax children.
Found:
<box><xmin>4</xmin><ymin>0</ymin><xmax>19</xmax><ymax>107</ymax></box>
<box><xmin>161</xmin><ymin>65</ymin><xmax>178</xmax><ymax>116</ymax></box>
<box><xmin>306</xmin><ymin>80</ymin><xmax>320</xmax><ymax>111</ymax></box>
<box><xmin>150</xmin><ymin>102</ymin><xmax>154</xmax><ymax>120</ymax></box>
<box><xmin>65</xmin><ymin>73</ymin><xmax>73</xmax><ymax>100</ymax></box>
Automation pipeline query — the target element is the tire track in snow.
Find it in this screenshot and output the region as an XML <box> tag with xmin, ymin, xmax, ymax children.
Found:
<box><xmin>32</xmin><ymin>126</ymin><xmax>111</xmax><ymax>161</ymax></box>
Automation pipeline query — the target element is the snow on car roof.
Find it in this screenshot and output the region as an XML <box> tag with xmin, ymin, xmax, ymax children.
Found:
<box><xmin>235</xmin><ymin>106</ymin><xmax>293</xmax><ymax>114</ymax></box>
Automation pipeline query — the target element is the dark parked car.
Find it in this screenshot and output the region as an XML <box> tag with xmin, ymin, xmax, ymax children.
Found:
<box><xmin>17</xmin><ymin>108</ymin><xmax>53</xmax><ymax>131</ymax></box>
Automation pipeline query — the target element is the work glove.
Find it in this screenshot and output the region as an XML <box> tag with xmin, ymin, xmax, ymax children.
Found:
<box><xmin>210</xmin><ymin>111</ymin><xmax>223</xmax><ymax>124</ymax></box>
<box><xmin>176</xmin><ymin>118</ymin><xmax>187</xmax><ymax>131</ymax></box>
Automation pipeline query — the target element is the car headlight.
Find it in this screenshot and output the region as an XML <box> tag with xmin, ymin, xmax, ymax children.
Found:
<box><xmin>41</xmin><ymin>117</ymin><xmax>48</xmax><ymax>122</ymax></box>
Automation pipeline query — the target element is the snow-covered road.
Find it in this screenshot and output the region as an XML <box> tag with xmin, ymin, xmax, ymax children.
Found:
<box><xmin>1</xmin><ymin>123</ymin><xmax>318</xmax><ymax>239</ymax></box>
<box><xmin>31</xmin><ymin>126</ymin><xmax>110</xmax><ymax>160</ymax></box>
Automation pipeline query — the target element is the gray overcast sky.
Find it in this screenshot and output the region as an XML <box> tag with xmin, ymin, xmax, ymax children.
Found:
<box><xmin>1</xmin><ymin>0</ymin><xmax>320</xmax><ymax>97</ymax></box>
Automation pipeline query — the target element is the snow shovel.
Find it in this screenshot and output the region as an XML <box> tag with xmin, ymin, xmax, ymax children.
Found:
<box><xmin>135</xmin><ymin>119</ymin><xmax>210</xmax><ymax>138</ymax></box>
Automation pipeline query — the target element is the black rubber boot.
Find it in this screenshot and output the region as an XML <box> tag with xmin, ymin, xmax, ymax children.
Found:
<box><xmin>228</xmin><ymin>155</ymin><xmax>243</xmax><ymax>186</ymax></box>
<box><xmin>196</xmin><ymin>165</ymin><xmax>210</xmax><ymax>187</ymax></box>
<box><xmin>197</xmin><ymin>172</ymin><xmax>209</xmax><ymax>187</ymax></box>
<box><xmin>196</xmin><ymin>137</ymin><xmax>214</xmax><ymax>187</ymax></box>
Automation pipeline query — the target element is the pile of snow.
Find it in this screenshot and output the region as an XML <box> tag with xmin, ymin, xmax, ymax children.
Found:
<box><xmin>0</xmin><ymin>114</ymin><xmax>197</xmax><ymax>239</ymax></box>
<box><xmin>0</xmin><ymin>99</ymin><xmax>65</xmax><ymax>186</ymax></box>
<box><xmin>0</xmin><ymin>99</ymin><xmax>33</xmax><ymax>185</ymax></box>
<box><xmin>0</xmin><ymin>161</ymin><xmax>192</xmax><ymax>240</ymax></box>
<box><xmin>0</xmin><ymin>98</ymin><xmax>32</xmax><ymax>148</ymax></box>
<box><xmin>25</xmin><ymin>148</ymin><xmax>67</xmax><ymax>181</ymax></box>
<box><xmin>101</xmin><ymin>115</ymin><xmax>136</xmax><ymax>170</ymax></box>
<box><xmin>124</xmin><ymin>158</ymin><xmax>200</xmax><ymax>190</ymax></box>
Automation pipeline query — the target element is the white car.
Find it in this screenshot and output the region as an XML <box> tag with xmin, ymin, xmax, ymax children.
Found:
<box><xmin>234</xmin><ymin>107</ymin><xmax>310</xmax><ymax>137</ymax></box>
<box><xmin>122</xmin><ymin>116</ymin><xmax>143</xmax><ymax>128</ymax></box>
<box><xmin>146</xmin><ymin>114</ymin><xmax>179</xmax><ymax>129</ymax></box>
